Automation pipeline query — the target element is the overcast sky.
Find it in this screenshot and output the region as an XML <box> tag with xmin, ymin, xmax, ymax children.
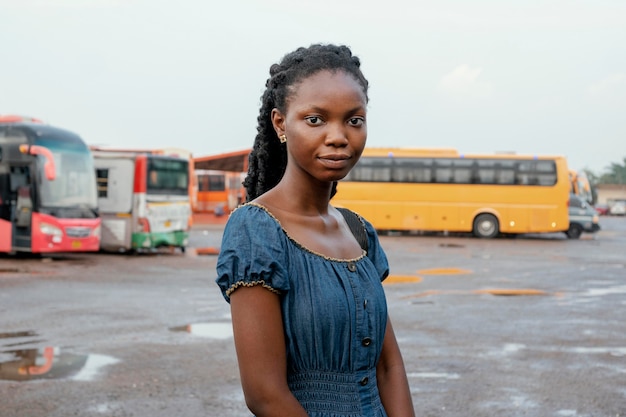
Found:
<box><xmin>2</xmin><ymin>0</ymin><xmax>625</xmax><ymax>173</ymax></box>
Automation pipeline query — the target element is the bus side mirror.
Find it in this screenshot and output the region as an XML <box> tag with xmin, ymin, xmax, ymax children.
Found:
<box><xmin>19</xmin><ymin>144</ymin><xmax>56</xmax><ymax>181</ymax></box>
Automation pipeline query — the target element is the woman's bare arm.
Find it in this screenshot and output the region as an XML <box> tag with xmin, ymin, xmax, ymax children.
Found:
<box><xmin>230</xmin><ymin>285</ymin><xmax>308</xmax><ymax>417</ymax></box>
<box><xmin>377</xmin><ymin>316</ymin><xmax>416</xmax><ymax>417</ymax></box>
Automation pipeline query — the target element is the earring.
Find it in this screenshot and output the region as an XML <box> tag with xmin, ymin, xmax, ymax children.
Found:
<box><xmin>279</xmin><ymin>134</ymin><xmax>287</xmax><ymax>143</ymax></box>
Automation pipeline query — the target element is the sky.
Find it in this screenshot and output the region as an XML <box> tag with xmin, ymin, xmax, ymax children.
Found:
<box><xmin>1</xmin><ymin>0</ymin><xmax>625</xmax><ymax>174</ymax></box>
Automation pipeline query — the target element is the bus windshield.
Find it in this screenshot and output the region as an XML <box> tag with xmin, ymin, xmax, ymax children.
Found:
<box><xmin>147</xmin><ymin>157</ymin><xmax>189</xmax><ymax>196</ymax></box>
<box><xmin>37</xmin><ymin>140</ymin><xmax>98</xmax><ymax>215</ymax></box>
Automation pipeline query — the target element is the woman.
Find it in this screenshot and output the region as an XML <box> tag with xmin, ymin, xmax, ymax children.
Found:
<box><xmin>216</xmin><ymin>44</ymin><xmax>415</xmax><ymax>417</ymax></box>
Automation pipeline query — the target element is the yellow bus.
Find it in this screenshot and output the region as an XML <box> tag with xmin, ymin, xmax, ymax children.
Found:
<box><xmin>333</xmin><ymin>148</ymin><xmax>571</xmax><ymax>238</ymax></box>
<box><xmin>569</xmin><ymin>169</ymin><xmax>594</xmax><ymax>205</ymax></box>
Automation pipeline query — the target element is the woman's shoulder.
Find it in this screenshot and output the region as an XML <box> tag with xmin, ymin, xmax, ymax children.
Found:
<box><xmin>225</xmin><ymin>202</ymin><xmax>281</xmax><ymax>227</ymax></box>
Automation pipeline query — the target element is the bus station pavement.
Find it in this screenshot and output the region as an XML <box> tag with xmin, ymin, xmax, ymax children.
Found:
<box><xmin>0</xmin><ymin>216</ymin><xmax>625</xmax><ymax>417</ymax></box>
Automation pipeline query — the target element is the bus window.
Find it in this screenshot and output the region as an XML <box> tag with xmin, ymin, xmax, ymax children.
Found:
<box><xmin>434</xmin><ymin>159</ymin><xmax>453</xmax><ymax>183</ymax></box>
<box><xmin>146</xmin><ymin>158</ymin><xmax>189</xmax><ymax>196</ymax></box>
<box><xmin>476</xmin><ymin>160</ymin><xmax>496</xmax><ymax>184</ymax></box>
<box><xmin>535</xmin><ymin>160</ymin><xmax>557</xmax><ymax>186</ymax></box>
<box><xmin>96</xmin><ymin>169</ymin><xmax>109</xmax><ymax>198</ymax></box>
<box><xmin>495</xmin><ymin>161</ymin><xmax>516</xmax><ymax>185</ymax></box>
<box><xmin>452</xmin><ymin>159</ymin><xmax>473</xmax><ymax>183</ymax></box>
<box><xmin>393</xmin><ymin>158</ymin><xmax>432</xmax><ymax>183</ymax></box>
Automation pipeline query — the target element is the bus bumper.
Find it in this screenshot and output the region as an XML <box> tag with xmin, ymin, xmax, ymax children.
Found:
<box><xmin>132</xmin><ymin>230</ymin><xmax>189</xmax><ymax>250</ymax></box>
<box><xmin>31</xmin><ymin>214</ymin><xmax>101</xmax><ymax>253</ymax></box>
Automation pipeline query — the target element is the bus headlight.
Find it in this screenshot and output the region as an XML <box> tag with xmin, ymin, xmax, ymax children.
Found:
<box><xmin>92</xmin><ymin>224</ymin><xmax>101</xmax><ymax>238</ymax></box>
<box><xmin>40</xmin><ymin>223</ymin><xmax>63</xmax><ymax>243</ymax></box>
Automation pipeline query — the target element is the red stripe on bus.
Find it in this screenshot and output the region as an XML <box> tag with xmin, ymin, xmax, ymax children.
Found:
<box><xmin>134</xmin><ymin>154</ymin><xmax>148</xmax><ymax>193</ymax></box>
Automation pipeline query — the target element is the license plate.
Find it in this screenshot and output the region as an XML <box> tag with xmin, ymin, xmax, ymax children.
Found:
<box><xmin>72</xmin><ymin>240</ymin><xmax>82</xmax><ymax>249</ymax></box>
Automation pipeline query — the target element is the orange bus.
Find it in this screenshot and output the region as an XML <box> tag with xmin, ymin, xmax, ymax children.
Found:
<box><xmin>194</xmin><ymin>169</ymin><xmax>245</xmax><ymax>214</ymax></box>
<box><xmin>333</xmin><ymin>148</ymin><xmax>571</xmax><ymax>238</ymax></box>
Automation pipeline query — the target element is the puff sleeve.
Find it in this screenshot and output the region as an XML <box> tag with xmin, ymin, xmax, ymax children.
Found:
<box><xmin>215</xmin><ymin>204</ymin><xmax>290</xmax><ymax>303</ymax></box>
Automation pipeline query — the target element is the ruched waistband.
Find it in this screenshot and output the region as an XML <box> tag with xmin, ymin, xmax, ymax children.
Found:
<box><xmin>287</xmin><ymin>370</ymin><xmax>385</xmax><ymax>416</ymax></box>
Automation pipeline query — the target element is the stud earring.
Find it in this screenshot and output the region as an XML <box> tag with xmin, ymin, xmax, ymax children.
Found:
<box><xmin>279</xmin><ymin>134</ymin><xmax>287</xmax><ymax>143</ymax></box>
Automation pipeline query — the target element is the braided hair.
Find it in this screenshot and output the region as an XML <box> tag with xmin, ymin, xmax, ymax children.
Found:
<box><xmin>244</xmin><ymin>44</ymin><xmax>369</xmax><ymax>201</ymax></box>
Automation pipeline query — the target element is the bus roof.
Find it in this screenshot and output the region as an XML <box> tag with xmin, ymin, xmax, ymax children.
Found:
<box><xmin>0</xmin><ymin>122</ymin><xmax>86</xmax><ymax>146</ymax></box>
<box><xmin>361</xmin><ymin>147</ymin><xmax>566</xmax><ymax>160</ymax></box>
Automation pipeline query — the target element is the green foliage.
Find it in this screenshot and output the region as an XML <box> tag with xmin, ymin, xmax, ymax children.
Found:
<box><xmin>598</xmin><ymin>157</ymin><xmax>626</xmax><ymax>184</ymax></box>
<box><xmin>584</xmin><ymin>157</ymin><xmax>626</xmax><ymax>185</ymax></box>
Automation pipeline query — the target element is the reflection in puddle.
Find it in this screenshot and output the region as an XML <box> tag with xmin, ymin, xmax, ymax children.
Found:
<box><xmin>0</xmin><ymin>346</ymin><xmax>118</xmax><ymax>382</ymax></box>
<box><xmin>474</xmin><ymin>288</ymin><xmax>548</xmax><ymax>296</ymax></box>
<box><xmin>417</xmin><ymin>268</ymin><xmax>472</xmax><ymax>275</ymax></box>
<box><xmin>71</xmin><ymin>354</ymin><xmax>120</xmax><ymax>381</ymax></box>
<box><xmin>0</xmin><ymin>330</ymin><xmax>37</xmax><ymax>340</ymax></box>
<box><xmin>170</xmin><ymin>323</ymin><xmax>233</xmax><ymax>339</ymax></box>
<box><xmin>407</xmin><ymin>372</ymin><xmax>460</xmax><ymax>379</ymax></box>
<box><xmin>583</xmin><ymin>285</ymin><xmax>626</xmax><ymax>297</ymax></box>
<box><xmin>385</xmin><ymin>275</ymin><xmax>422</xmax><ymax>285</ymax></box>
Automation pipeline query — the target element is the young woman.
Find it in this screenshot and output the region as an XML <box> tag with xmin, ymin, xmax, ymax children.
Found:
<box><xmin>216</xmin><ymin>44</ymin><xmax>415</xmax><ymax>417</ymax></box>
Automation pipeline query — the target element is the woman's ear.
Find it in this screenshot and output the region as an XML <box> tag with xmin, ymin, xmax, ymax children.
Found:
<box><xmin>271</xmin><ymin>108</ymin><xmax>286</xmax><ymax>138</ymax></box>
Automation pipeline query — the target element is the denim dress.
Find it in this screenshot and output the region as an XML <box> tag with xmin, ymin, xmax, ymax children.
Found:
<box><xmin>216</xmin><ymin>203</ymin><xmax>390</xmax><ymax>417</ymax></box>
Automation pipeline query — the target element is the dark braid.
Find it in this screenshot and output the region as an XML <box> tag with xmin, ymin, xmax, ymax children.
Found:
<box><xmin>244</xmin><ymin>44</ymin><xmax>369</xmax><ymax>201</ymax></box>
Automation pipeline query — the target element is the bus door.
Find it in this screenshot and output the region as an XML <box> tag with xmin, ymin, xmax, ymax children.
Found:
<box><xmin>9</xmin><ymin>166</ymin><xmax>33</xmax><ymax>251</ymax></box>
<box><xmin>0</xmin><ymin>171</ymin><xmax>11</xmax><ymax>252</ymax></box>
<box><xmin>94</xmin><ymin>157</ymin><xmax>135</xmax><ymax>251</ymax></box>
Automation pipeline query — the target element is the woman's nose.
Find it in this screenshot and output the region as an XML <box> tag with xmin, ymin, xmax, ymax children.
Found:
<box><xmin>324</xmin><ymin>125</ymin><xmax>349</xmax><ymax>146</ymax></box>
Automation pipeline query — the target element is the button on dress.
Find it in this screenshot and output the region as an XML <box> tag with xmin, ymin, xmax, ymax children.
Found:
<box><xmin>216</xmin><ymin>203</ymin><xmax>390</xmax><ymax>417</ymax></box>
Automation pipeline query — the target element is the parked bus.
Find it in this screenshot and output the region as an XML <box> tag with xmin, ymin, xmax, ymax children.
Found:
<box><xmin>333</xmin><ymin>148</ymin><xmax>571</xmax><ymax>238</ymax></box>
<box><xmin>194</xmin><ymin>169</ymin><xmax>245</xmax><ymax>214</ymax></box>
<box><xmin>569</xmin><ymin>169</ymin><xmax>594</xmax><ymax>205</ymax></box>
<box><xmin>0</xmin><ymin>115</ymin><xmax>100</xmax><ymax>254</ymax></box>
<box><xmin>92</xmin><ymin>150</ymin><xmax>191</xmax><ymax>252</ymax></box>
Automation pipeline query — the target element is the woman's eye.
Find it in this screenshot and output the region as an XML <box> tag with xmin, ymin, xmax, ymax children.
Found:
<box><xmin>349</xmin><ymin>117</ymin><xmax>365</xmax><ymax>126</ymax></box>
<box><xmin>305</xmin><ymin>116</ymin><xmax>323</xmax><ymax>125</ymax></box>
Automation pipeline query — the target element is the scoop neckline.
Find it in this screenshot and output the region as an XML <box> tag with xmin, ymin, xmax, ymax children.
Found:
<box><xmin>243</xmin><ymin>202</ymin><xmax>366</xmax><ymax>263</ymax></box>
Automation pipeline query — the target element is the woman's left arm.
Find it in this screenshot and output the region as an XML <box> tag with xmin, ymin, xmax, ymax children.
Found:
<box><xmin>377</xmin><ymin>316</ymin><xmax>416</xmax><ymax>417</ymax></box>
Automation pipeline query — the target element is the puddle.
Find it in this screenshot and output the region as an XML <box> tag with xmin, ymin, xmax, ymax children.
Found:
<box><xmin>583</xmin><ymin>285</ymin><xmax>626</xmax><ymax>297</ymax></box>
<box><xmin>195</xmin><ymin>247</ymin><xmax>220</xmax><ymax>256</ymax></box>
<box><xmin>0</xmin><ymin>330</ymin><xmax>38</xmax><ymax>340</ymax></box>
<box><xmin>170</xmin><ymin>322</ymin><xmax>233</xmax><ymax>339</ymax></box>
<box><xmin>404</xmin><ymin>288</ymin><xmax>549</xmax><ymax>298</ymax></box>
<box><xmin>474</xmin><ymin>288</ymin><xmax>548</xmax><ymax>296</ymax></box>
<box><xmin>417</xmin><ymin>268</ymin><xmax>472</xmax><ymax>275</ymax></box>
<box><xmin>384</xmin><ymin>275</ymin><xmax>422</xmax><ymax>284</ymax></box>
<box><xmin>407</xmin><ymin>372</ymin><xmax>460</xmax><ymax>379</ymax></box>
<box><xmin>438</xmin><ymin>243</ymin><xmax>465</xmax><ymax>248</ymax></box>
<box><xmin>0</xmin><ymin>346</ymin><xmax>118</xmax><ymax>381</ymax></box>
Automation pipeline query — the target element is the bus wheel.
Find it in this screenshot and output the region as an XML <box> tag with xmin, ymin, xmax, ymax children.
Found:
<box><xmin>566</xmin><ymin>224</ymin><xmax>583</xmax><ymax>239</ymax></box>
<box><xmin>473</xmin><ymin>214</ymin><xmax>499</xmax><ymax>238</ymax></box>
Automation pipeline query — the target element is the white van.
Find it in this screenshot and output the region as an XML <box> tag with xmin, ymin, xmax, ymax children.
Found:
<box><xmin>567</xmin><ymin>193</ymin><xmax>600</xmax><ymax>239</ymax></box>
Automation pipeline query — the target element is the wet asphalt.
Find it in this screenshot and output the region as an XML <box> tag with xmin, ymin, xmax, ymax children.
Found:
<box><xmin>0</xmin><ymin>216</ymin><xmax>625</xmax><ymax>417</ymax></box>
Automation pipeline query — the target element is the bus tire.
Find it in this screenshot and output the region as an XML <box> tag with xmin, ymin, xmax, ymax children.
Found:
<box><xmin>473</xmin><ymin>214</ymin><xmax>499</xmax><ymax>239</ymax></box>
<box><xmin>566</xmin><ymin>224</ymin><xmax>583</xmax><ymax>239</ymax></box>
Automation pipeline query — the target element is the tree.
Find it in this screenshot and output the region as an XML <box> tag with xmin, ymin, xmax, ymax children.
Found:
<box><xmin>598</xmin><ymin>157</ymin><xmax>626</xmax><ymax>184</ymax></box>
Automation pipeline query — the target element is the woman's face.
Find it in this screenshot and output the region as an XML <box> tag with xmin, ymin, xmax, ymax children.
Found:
<box><xmin>272</xmin><ymin>70</ymin><xmax>367</xmax><ymax>185</ymax></box>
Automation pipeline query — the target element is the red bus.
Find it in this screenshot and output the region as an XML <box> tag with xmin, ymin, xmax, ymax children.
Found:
<box><xmin>0</xmin><ymin>116</ymin><xmax>101</xmax><ymax>254</ymax></box>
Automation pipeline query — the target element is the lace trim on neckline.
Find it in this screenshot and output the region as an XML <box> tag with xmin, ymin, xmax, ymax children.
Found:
<box><xmin>242</xmin><ymin>202</ymin><xmax>366</xmax><ymax>263</ymax></box>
